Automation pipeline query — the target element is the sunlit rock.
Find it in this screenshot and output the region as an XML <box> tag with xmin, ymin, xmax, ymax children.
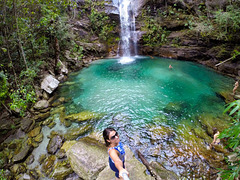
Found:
<box><xmin>61</xmin><ymin>141</ymin><xmax>78</xmax><ymax>152</ymax></box>
<box><xmin>34</xmin><ymin>133</ymin><xmax>43</xmax><ymax>143</ymax></box>
<box><xmin>10</xmin><ymin>164</ymin><xmax>27</xmax><ymax>177</ymax></box>
<box><xmin>64</xmin><ymin>111</ymin><xmax>103</xmax><ymax>123</ymax></box>
<box><xmin>66</xmin><ymin>137</ymin><xmax>107</xmax><ymax>180</ymax></box>
<box><xmin>41</xmin><ymin>75</ymin><xmax>60</xmax><ymax>94</ymax></box>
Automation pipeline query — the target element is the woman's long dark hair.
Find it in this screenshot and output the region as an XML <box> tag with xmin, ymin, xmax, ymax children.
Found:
<box><xmin>103</xmin><ymin>127</ymin><xmax>116</xmax><ymax>147</ymax></box>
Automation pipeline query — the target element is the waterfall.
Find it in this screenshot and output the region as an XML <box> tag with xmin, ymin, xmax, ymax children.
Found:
<box><xmin>118</xmin><ymin>0</ymin><xmax>137</xmax><ymax>57</ymax></box>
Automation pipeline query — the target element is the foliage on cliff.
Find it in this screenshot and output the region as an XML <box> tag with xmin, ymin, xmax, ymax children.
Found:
<box><xmin>140</xmin><ymin>1</ymin><xmax>240</xmax><ymax>47</ymax></box>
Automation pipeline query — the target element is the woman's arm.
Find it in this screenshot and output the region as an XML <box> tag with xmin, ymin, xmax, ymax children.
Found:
<box><xmin>109</xmin><ymin>149</ymin><xmax>129</xmax><ymax>177</ymax></box>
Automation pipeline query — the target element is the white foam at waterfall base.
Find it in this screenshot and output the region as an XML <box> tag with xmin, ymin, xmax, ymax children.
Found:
<box><xmin>119</xmin><ymin>56</ymin><xmax>135</xmax><ymax>64</ymax></box>
<box><xmin>28</xmin><ymin>117</ymin><xmax>67</xmax><ymax>169</ymax></box>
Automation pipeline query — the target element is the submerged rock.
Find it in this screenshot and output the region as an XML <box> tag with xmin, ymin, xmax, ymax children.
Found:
<box><xmin>149</xmin><ymin>125</ymin><xmax>175</xmax><ymax>144</ymax></box>
<box><xmin>63</xmin><ymin>124</ymin><xmax>92</xmax><ymax>140</ymax></box>
<box><xmin>64</xmin><ymin>111</ymin><xmax>103</xmax><ymax>123</ymax></box>
<box><xmin>150</xmin><ymin>161</ymin><xmax>178</xmax><ymax>180</ymax></box>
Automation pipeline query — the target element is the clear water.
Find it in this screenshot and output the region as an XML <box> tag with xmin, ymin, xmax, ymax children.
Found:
<box><xmin>58</xmin><ymin>56</ymin><xmax>234</xmax><ymax>178</ymax></box>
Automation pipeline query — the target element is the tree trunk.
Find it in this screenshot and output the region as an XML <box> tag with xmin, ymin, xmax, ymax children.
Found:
<box><xmin>3</xmin><ymin>0</ymin><xmax>18</xmax><ymax>87</ymax></box>
<box><xmin>13</xmin><ymin>0</ymin><xmax>28</xmax><ymax>70</ymax></box>
<box><xmin>54</xmin><ymin>37</ymin><xmax>60</xmax><ymax>73</ymax></box>
<box><xmin>136</xmin><ymin>149</ymin><xmax>162</xmax><ymax>180</ymax></box>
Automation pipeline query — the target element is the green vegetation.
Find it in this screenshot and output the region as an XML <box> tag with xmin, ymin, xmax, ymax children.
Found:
<box><xmin>142</xmin><ymin>18</ymin><xmax>170</xmax><ymax>47</ymax></box>
<box><xmin>0</xmin><ymin>169</ymin><xmax>6</xmax><ymax>180</ymax></box>
<box><xmin>219</xmin><ymin>100</ymin><xmax>240</xmax><ymax>180</ymax></box>
<box><xmin>0</xmin><ymin>0</ymin><xmax>76</xmax><ymax>116</ymax></box>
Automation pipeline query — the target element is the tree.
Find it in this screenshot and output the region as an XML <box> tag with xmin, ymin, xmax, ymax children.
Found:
<box><xmin>219</xmin><ymin>100</ymin><xmax>240</xmax><ymax>180</ymax></box>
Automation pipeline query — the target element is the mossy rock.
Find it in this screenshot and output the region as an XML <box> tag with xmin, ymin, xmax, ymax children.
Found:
<box><xmin>63</xmin><ymin>124</ymin><xmax>92</xmax><ymax>140</ymax></box>
<box><xmin>148</xmin><ymin>125</ymin><xmax>175</xmax><ymax>144</ymax></box>
<box><xmin>64</xmin><ymin>111</ymin><xmax>103</xmax><ymax>123</ymax></box>
<box><xmin>50</xmin><ymin>160</ymin><xmax>73</xmax><ymax>180</ymax></box>
<box><xmin>198</xmin><ymin>113</ymin><xmax>231</xmax><ymax>135</ymax></box>
<box><xmin>41</xmin><ymin>155</ymin><xmax>56</xmax><ymax>176</ymax></box>
<box><xmin>28</xmin><ymin>126</ymin><xmax>42</xmax><ymax>138</ymax></box>
<box><xmin>150</xmin><ymin>161</ymin><xmax>178</xmax><ymax>180</ymax></box>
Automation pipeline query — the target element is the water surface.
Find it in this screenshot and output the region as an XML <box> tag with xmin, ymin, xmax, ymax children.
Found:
<box><xmin>59</xmin><ymin>56</ymin><xmax>234</xmax><ymax>178</ymax></box>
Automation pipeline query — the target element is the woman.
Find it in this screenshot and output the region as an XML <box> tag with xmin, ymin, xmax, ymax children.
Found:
<box><xmin>103</xmin><ymin>127</ymin><xmax>129</xmax><ymax>180</ymax></box>
<box><xmin>233</xmin><ymin>80</ymin><xmax>239</xmax><ymax>94</ymax></box>
<box><xmin>210</xmin><ymin>127</ymin><xmax>220</xmax><ymax>149</ymax></box>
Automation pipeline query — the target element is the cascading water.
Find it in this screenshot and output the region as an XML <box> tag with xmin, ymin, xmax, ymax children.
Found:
<box><xmin>118</xmin><ymin>0</ymin><xmax>137</xmax><ymax>63</ymax></box>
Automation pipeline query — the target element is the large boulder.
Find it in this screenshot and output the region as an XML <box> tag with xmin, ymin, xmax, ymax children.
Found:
<box><xmin>64</xmin><ymin>137</ymin><xmax>154</xmax><ymax>180</ymax></box>
<box><xmin>41</xmin><ymin>75</ymin><xmax>60</xmax><ymax>94</ymax></box>
<box><xmin>65</xmin><ymin>137</ymin><xmax>108</xmax><ymax>180</ymax></box>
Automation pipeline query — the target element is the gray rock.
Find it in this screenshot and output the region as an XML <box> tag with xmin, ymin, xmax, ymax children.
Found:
<box><xmin>34</xmin><ymin>100</ymin><xmax>49</xmax><ymax>110</ymax></box>
<box><xmin>21</xmin><ymin>118</ymin><xmax>33</xmax><ymax>132</ymax></box>
<box><xmin>13</xmin><ymin>141</ymin><xmax>32</xmax><ymax>163</ymax></box>
<box><xmin>66</xmin><ymin>137</ymin><xmax>108</xmax><ymax>180</ymax></box>
<box><xmin>47</xmin><ymin>135</ymin><xmax>63</xmax><ymax>154</ymax></box>
<box><xmin>50</xmin><ymin>160</ymin><xmax>73</xmax><ymax>180</ymax></box>
<box><xmin>41</xmin><ymin>75</ymin><xmax>60</xmax><ymax>94</ymax></box>
<box><xmin>65</xmin><ymin>137</ymin><xmax>154</xmax><ymax>180</ymax></box>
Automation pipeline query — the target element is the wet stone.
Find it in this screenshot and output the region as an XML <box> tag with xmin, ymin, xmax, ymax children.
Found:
<box><xmin>48</xmin><ymin>121</ymin><xmax>56</xmax><ymax>129</ymax></box>
<box><xmin>28</xmin><ymin>126</ymin><xmax>42</xmax><ymax>138</ymax></box>
<box><xmin>34</xmin><ymin>112</ymin><xmax>50</xmax><ymax>122</ymax></box>
<box><xmin>38</xmin><ymin>154</ymin><xmax>47</xmax><ymax>165</ymax></box>
<box><xmin>47</xmin><ymin>135</ymin><xmax>63</xmax><ymax>154</ymax></box>
<box><xmin>56</xmin><ymin>149</ymin><xmax>67</xmax><ymax>159</ymax></box>
<box><xmin>25</xmin><ymin>154</ymin><xmax>34</xmax><ymax>165</ymax></box>
<box><xmin>34</xmin><ymin>133</ymin><xmax>43</xmax><ymax>143</ymax></box>
<box><xmin>41</xmin><ymin>155</ymin><xmax>56</xmax><ymax>176</ymax></box>
<box><xmin>42</xmin><ymin>117</ymin><xmax>54</xmax><ymax>126</ymax></box>
<box><xmin>21</xmin><ymin>118</ymin><xmax>34</xmax><ymax>132</ymax></box>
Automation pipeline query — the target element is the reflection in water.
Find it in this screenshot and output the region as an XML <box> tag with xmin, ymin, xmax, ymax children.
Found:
<box><xmin>58</xmin><ymin>56</ymin><xmax>233</xmax><ymax>178</ymax></box>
